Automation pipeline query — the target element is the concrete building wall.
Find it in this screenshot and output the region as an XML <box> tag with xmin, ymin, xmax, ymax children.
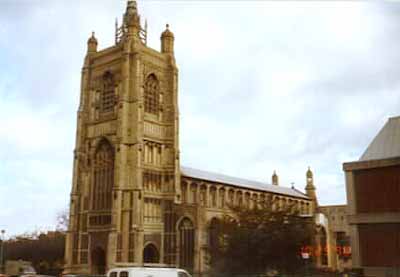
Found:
<box><xmin>344</xmin><ymin>154</ymin><xmax>400</xmax><ymax>276</ymax></box>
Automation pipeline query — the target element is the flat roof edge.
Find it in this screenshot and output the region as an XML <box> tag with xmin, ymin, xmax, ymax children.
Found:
<box><xmin>343</xmin><ymin>156</ymin><xmax>400</xmax><ymax>171</ymax></box>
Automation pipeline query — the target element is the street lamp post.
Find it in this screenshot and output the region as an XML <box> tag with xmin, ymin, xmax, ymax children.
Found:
<box><xmin>0</xmin><ymin>229</ymin><xmax>5</xmax><ymax>274</ymax></box>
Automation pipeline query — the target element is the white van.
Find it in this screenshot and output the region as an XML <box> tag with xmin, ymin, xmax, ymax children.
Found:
<box><xmin>107</xmin><ymin>267</ymin><xmax>192</xmax><ymax>277</ymax></box>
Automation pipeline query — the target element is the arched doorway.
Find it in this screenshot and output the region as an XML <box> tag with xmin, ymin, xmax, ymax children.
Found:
<box><xmin>178</xmin><ymin>217</ymin><xmax>195</xmax><ymax>272</ymax></box>
<box><xmin>143</xmin><ymin>243</ymin><xmax>160</xmax><ymax>263</ymax></box>
<box><xmin>91</xmin><ymin>246</ymin><xmax>106</xmax><ymax>274</ymax></box>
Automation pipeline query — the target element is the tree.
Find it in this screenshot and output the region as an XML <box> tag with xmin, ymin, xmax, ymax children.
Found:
<box><xmin>56</xmin><ymin>209</ymin><xmax>69</xmax><ymax>232</ymax></box>
<box><xmin>4</xmin><ymin>231</ymin><xmax>65</xmax><ymax>275</ymax></box>
<box><xmin>207</xmin><ymin>199</ymin><xmax>316</xmax><ymax>275</ymax></box>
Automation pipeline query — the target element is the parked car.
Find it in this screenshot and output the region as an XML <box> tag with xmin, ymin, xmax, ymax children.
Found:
<box><xmin>107</xmin><ymin>267</ymin><xmax>192</xmax><ymax>277</ymax></box>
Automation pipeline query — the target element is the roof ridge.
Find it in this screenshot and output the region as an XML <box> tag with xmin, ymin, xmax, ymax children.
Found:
<box><xmin>181</xmin><ymin>165</ymin><xmax>270</xmax><ymax>186</ymax></box>
<box><xmin>292</xmin><ymin>187</ymin><xmax>307</xmax><ymax>197</ymax></box>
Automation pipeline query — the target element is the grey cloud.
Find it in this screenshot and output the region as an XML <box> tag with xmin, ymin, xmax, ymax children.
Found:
<box><xmin>3</xmin><ymin>1</ymin><xmax>400</xmax><ymax>234</ymax></box>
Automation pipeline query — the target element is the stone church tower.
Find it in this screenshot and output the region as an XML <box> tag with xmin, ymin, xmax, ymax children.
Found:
<box><xmin>65</xmin><ymin>1</ymin><xmax>317</xmax><ymax>274</ymax></box>
<box><xmin>64</xmin><ymin>1</ymin><xmax>180</xmax><ymax>274</ymax></box>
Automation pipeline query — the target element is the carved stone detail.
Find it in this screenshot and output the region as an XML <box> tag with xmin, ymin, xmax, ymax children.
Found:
<box><xmin>87</xmin><ymin>121</ymin><xmax>117</xmax><ymax>138</ymax></box>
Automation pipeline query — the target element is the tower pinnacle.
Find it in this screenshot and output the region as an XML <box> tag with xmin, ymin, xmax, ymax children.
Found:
<box><xmin>115</xmin><ymin>0</ymin><xmax>147</xmax><ymax>44</ymax></box>
<box><xmin>272</xmin><ymin>170</ymin><xmax>279</xmax><ymax>186</ymax></box>
<box><xmin>161</xmin><ymin>23</ymin><xmax>175</xmax><ymax>54</ymax></box>
<box><xmin>124</xmin><ymin>0</ymin><xmax>141</xmax><ymax>35</ymax></box>
<box><xmin>87</xmin><ymin>31</ymin><xmax>98</xmax><ymax>53</ymax></box>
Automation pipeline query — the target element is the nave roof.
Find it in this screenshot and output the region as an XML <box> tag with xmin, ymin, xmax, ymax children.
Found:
<box><xmin>181</xmin><ymin>166</ymin><xmax>309</xmax><ymax>200</ymax></box>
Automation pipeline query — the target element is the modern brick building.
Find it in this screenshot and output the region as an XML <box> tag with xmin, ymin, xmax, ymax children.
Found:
<box><xmin>344</xmin><ymin>116</ymin><xmax>400</xmax><ymax>277</ymax></box>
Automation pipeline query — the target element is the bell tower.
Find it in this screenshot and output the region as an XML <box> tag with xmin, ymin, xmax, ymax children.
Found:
<box><xmin>64</xmin><ymin>1</ymin><xmax>180</xmax><ymax>273</ymax></box>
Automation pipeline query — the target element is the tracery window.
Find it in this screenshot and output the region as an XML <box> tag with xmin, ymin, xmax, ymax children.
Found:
<box><xmin>92</xmin><ymin>139</ymin><xmax>114</xmax><ymax>210</ymax></box>
<box><xmin>144</xmin><ymin>74</ymin><xmax>160</xmax><ymax>114</ymax></box>
<box><xmin>101</xmin><ymin>72</ymin><xmax>115</xmax><ymax>113</ymax></box>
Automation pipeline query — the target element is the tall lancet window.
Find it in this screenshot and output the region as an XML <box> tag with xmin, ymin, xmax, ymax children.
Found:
<box><xmin>92</xmin><ymin>139</ymin><xmax>114</xmax><ymax>210</ymax></box>
<box><xmin>101</xmin><ymin>72</ymin><xmax>115</xmax><ymax>113</ymax></box>
<box><xmin>144</xmin><ymin>74</ymin><xmax>160</xmax><ymax>114</ymax></box>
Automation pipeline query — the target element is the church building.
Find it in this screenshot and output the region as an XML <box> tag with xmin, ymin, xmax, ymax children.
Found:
<box><xmin>64</xmin><ymin>1</ymin><xmax>317</xmax><ymax>274</ymax></box>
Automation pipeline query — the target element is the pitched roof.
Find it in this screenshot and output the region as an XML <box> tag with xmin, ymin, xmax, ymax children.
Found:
<box><xmin>360</xmin><ymin>116</ymin><xmax>400</xmax><ymax>161</ymax></box>
<box><xmin>181</xmin><ymin>166</ymin><xmax>309</xmax><ymax>199</ymax></box>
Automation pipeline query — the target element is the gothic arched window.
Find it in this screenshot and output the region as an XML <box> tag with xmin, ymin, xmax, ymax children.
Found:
<box><xmin>144</xmin><ymin>74</ymin><xmax>160</xmax><ymax>114</ymax></box>
<box><xmin>92</xmin><ymin>139</ymin><xmax>114</xmax><ymax>210</ymax></box>
<box><xmin>178</xmin><ymin>218</ymin><xmax>195</xmax><ymax>271</ymax></box>
<box><xmin>101</xmin><ymin>72</ymin><xmax>115</xmax><ymax>113</ymax></box>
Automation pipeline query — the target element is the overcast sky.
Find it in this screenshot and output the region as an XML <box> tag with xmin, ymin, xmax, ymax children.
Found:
<box><xmin>1</xmin><ymin>0</ymin><xmax>400</xmax><ymax>236</ymax></box>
